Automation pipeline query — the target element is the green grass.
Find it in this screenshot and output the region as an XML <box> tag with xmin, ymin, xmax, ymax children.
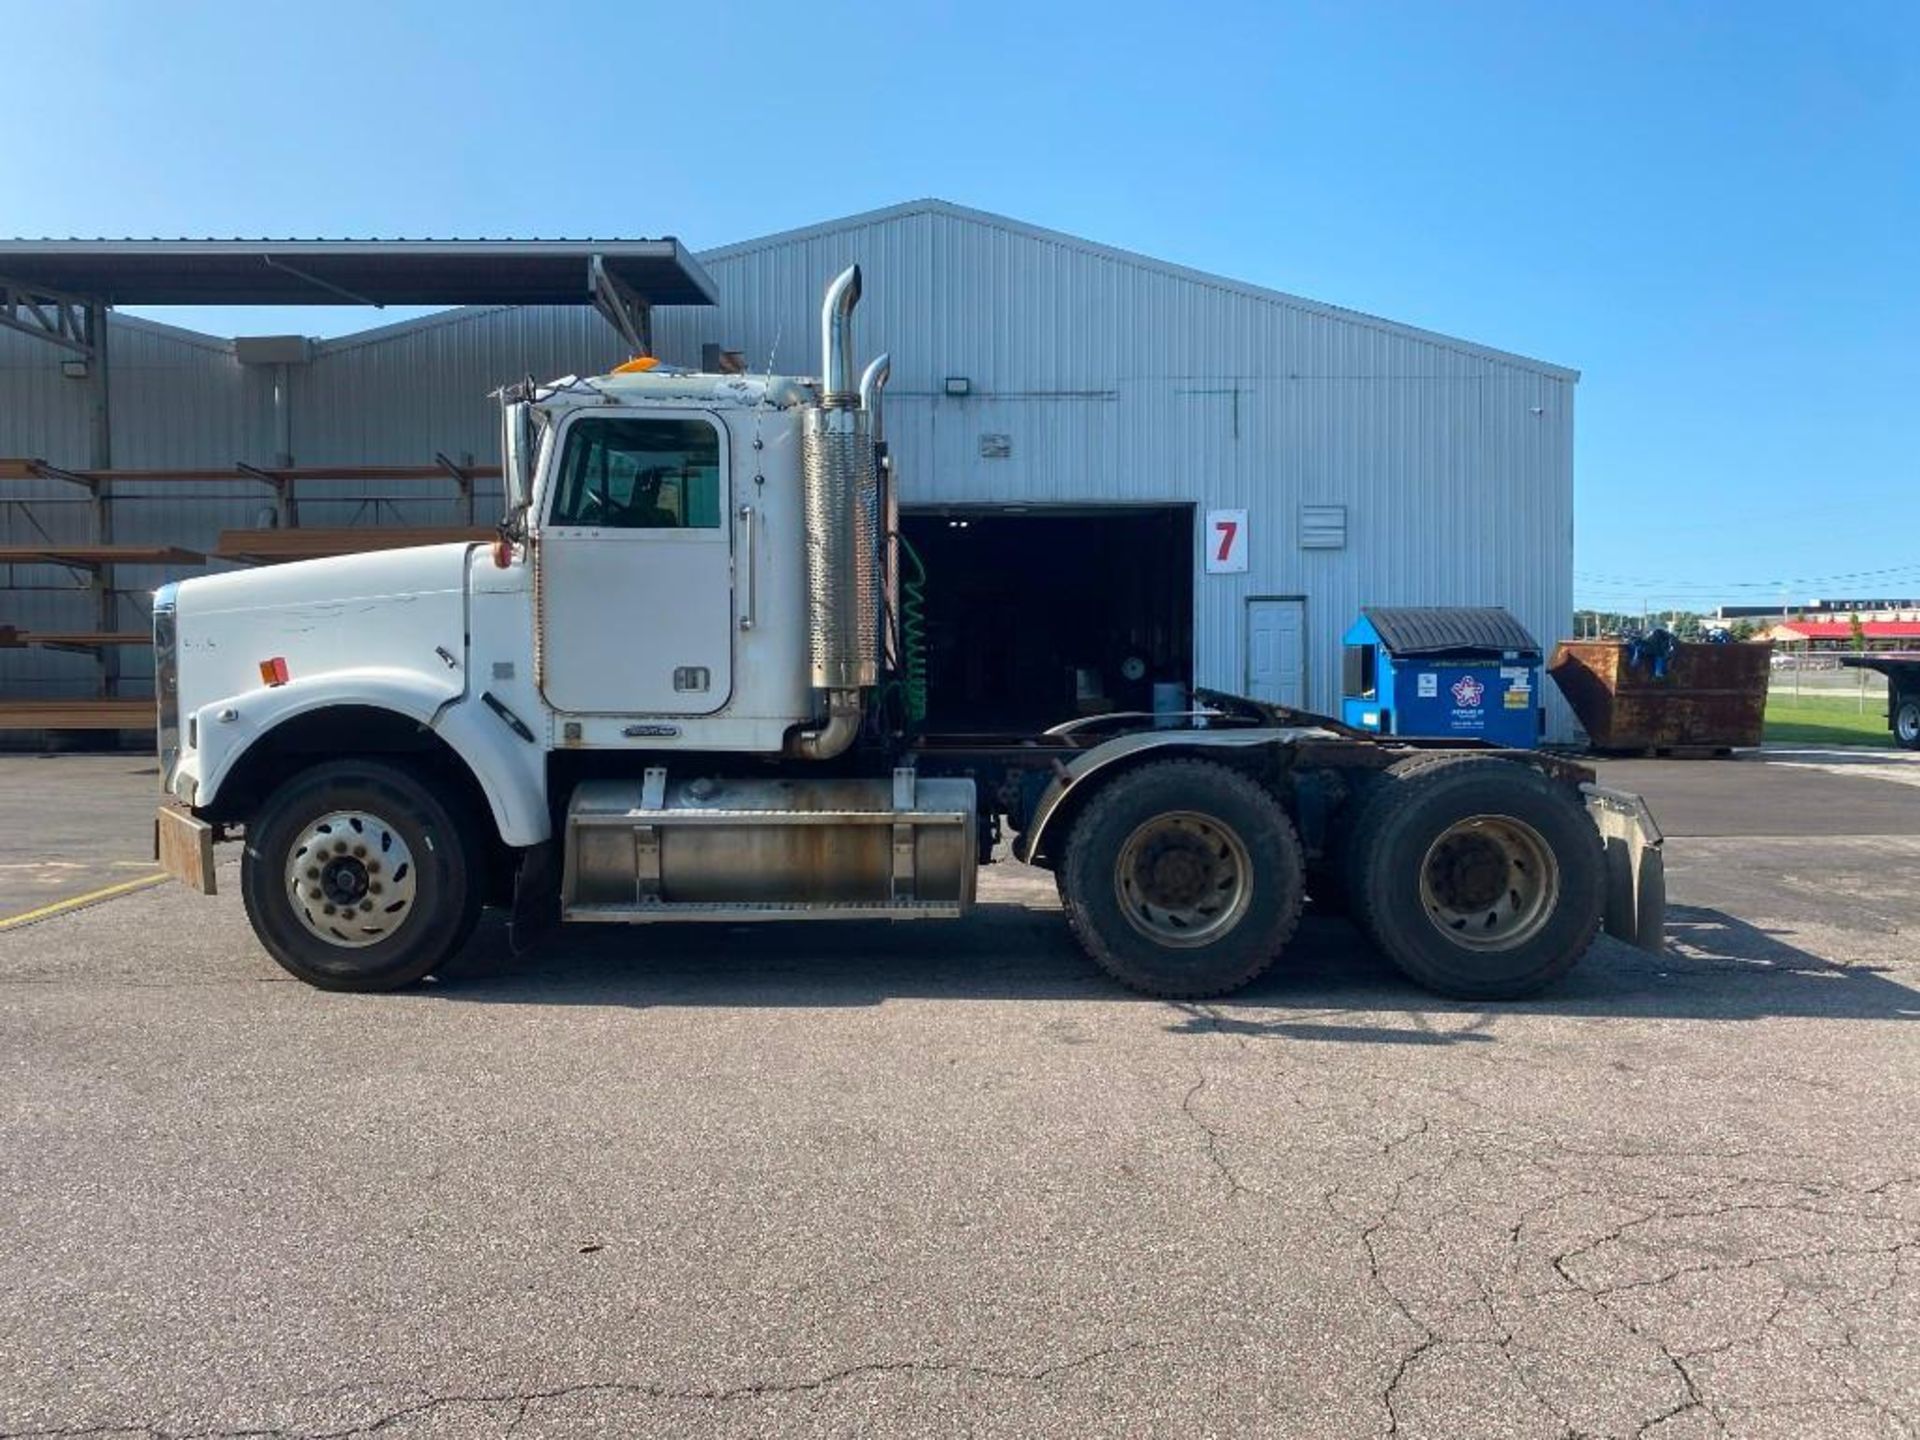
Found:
<box><xmin>1764</xmin><ymin>692</ymin><xmax>1896</xmax><ymax>747</ymax></box>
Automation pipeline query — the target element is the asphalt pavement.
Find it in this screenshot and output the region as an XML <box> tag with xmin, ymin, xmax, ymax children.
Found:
<box><xmin>0</xmin><ymin>754</ymin><xmax>163</xmax><ymax>919</ymax></box>
<box><xmin>2</xmin><ymin>751</ymin><xmax>1916</xmax><ymax>1438</ymax></box>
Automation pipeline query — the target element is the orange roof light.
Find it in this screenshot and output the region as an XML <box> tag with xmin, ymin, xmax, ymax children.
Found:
<box><xmin>611</xmin><ymin>355</ymin><xmax>660</xmax><ymax>375</ymax></box>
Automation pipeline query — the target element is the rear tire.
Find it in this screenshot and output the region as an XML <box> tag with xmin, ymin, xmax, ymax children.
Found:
<box><xmin>241</xmin><ymin>758</ymin><xmax>482</xmax><ymax>992</ymax></box>
<box><xmin>1350</xmin><ymin>756</ymin><xmax>1603</xmax><ymax>999</ymax></box>
<box><xmin>1896</xmin><ymin>695</ymin><xmax>1920</xmax><ymax>750</ymax></box>
<box><xmin>1059</xmin><ymin>760</ymin><xmax>1304</xmax><ymax>999</ymax></box>
<box><xmin>1335</xmin><ymin>752</ymin><xmax>1488</xmax><ymax>907</ymax></box>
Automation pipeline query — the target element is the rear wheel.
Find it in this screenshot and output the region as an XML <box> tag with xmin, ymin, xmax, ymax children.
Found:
<box><xmin>241</xmin><ymin>758</ymin><xmax>482</xmax><ymax>991</ymax></box>
<box><xmin>1059</xmin><ymin>760</ymin><xmax>1304</xmax><ymax>999</ymax></box>
<box><xmin>1350</xmin><ymin>756</ymin><xmax>1602</xmax><ymax>999</ymax></box>
<box><xmin>1334</xmin><ymin>752</ymin><xmax>1492</xmax><ymax>910</ymax></box>
<box><xmin>1896</xmin><ymin>694</ymin><xmax>1920</xmax><ymax>750</ymax></box>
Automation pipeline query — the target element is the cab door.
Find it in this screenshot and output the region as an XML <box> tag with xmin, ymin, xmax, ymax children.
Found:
<box><xmin>536</xmin><ymin>410</ymin><xmax>732</xmax><ymax>715</ymax></box>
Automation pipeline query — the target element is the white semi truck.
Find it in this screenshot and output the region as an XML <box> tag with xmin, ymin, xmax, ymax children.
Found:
<box><xmin>152</xmin><ymin>266</ymin><xmax>1665</xmax><ymax>999</ymax></box>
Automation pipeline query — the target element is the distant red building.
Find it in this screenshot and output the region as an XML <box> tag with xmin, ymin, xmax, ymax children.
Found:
<box><xmin>1763</xmin><ymin>619</ymin><xmax>1920</xmax><ymax>650</ymax></box>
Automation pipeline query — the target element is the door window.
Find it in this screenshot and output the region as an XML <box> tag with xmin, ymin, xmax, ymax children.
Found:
<box><xmin>548</xmin><ymin>417</ymin><xmax>721</xmax><ymax>529</ymax></box>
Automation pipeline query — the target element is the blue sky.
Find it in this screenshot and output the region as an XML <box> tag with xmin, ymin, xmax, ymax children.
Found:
<box><xmin>8</xmin><ymin>1</ymin><xmax>1915</xmax><ymax>611</ymax></box>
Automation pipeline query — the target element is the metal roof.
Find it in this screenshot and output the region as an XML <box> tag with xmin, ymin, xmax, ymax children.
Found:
<box><xmin>1362</xmin><ymin>606</ymin><xmax>1542</xmax><ymax>657</ymax></box>
<box><xmin>0</xmin><ymin>238</ymin><xmax>718</xmax><ymax>308</ymax></box>
<box><xmin>701</xmin><ymin>199</ymin><xmax>1581</xmax><ymax>382</ymax></box>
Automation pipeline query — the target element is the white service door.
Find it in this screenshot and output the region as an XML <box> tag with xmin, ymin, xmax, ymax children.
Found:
<box><xmin>1246</xmin><ymin>598</ymin><xmax>1306</xmax><ymax>709</ymax></box>
<box><xmin>537</xmin><ymin>411</ymin><xmax>732</xmax><ymax>716</ymax></box>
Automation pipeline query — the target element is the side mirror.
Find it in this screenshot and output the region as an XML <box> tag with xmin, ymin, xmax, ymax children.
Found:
<box><xmin>500</xmin><ymin>400</ymin><xmax>534</xmax><ymax>512</ymax></box>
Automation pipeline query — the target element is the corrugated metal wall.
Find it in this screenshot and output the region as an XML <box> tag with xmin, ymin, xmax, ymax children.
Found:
<box><xmin>0</xmin><ymin>202</ymin><xmax>1575</xmax><ymax>728</ymax></box>
<box><xmin>655</xmin><ymin>205</ymin><xmax>1577</xmax><ymax>730</ymax></box>
<box><xmin>0</xmin><ymin>308</ymin><xmax>628</xmax><ymax>698</ymax></box>
<box><xmin>0</xmin><ymin>317</ymin><xmax>271</xmax><ymax>696</ymax></box>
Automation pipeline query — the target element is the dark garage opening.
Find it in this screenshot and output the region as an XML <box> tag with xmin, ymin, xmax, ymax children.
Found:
<box><xmin>899</xmin><ymin>505</ymin><xmax>1193</xmax><ymax>734</ymax></box>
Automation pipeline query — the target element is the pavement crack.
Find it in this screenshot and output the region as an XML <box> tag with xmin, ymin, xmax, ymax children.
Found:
<box><xmin>324</xmin><ymin>1342</ymin><xmax>1162</xmax><ymax>1434</ymax></box>
<box><xmin>1356</xmin><ymin>1162</ymin><xmax>1442</xmax><ymax>1437</ymax></box>
<box><xmin>1566</xmin><ymin>1239</ymin><xmax>1917</xmax><ymax>1300</ymax></box>
<box><xmin>1380</xmin><ymin>1331</ymin><xmax>1439</xmax><ymax>1437</ymax></box>
<box><xmin>1551</xmin><ymin>1191</ymin><xmax>1919</xmax><ymax>1295</ymax></box>
<box><xmin>5</xmin><ymin>1343</ymin><xmax>1164</xmax><ymax>1440</ymax></box>
<box><xmin>1180</xmin><ymin>1070</ymin><xmax>1249</xmax><ymax>1198</ymax></box>
<box><xmin>1380</xmin><ymin>1117</ymin><xmax>1431</xmax><ymax>1158</ymax></box>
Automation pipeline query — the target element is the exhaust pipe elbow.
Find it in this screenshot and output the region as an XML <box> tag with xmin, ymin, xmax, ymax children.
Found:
<box><xmin>859</xmin><ymin>351</ymin><xmax>892</xmax><ymax>438</ymax></box>
<box><xmin>820</xmin><ymin>265</ymin><xmax>863</xmax><ymax>406</ymax></box>
<box><xmin>787</xmin><ymin>689</ymin><xmax>862</xmax><ymax>760</ymax></box>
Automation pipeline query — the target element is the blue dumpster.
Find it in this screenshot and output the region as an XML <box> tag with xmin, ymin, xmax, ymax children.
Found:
<box><xmin>1340</xmin><ymin>607</ymin><xmax>1543</xmax><ymax>747</ymax></box>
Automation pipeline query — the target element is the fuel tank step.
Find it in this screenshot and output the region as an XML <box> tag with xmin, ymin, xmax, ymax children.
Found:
<box><xmin>566</xmin><ymin>899</ymin><xmax>965</xmax><ymax>923</ymax></box>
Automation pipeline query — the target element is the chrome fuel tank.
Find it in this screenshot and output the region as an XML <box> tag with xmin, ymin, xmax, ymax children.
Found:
<box><xmin>562</xmin><ymin>770</ymin><xmax>976</xmax><ymax>921</ymax></box>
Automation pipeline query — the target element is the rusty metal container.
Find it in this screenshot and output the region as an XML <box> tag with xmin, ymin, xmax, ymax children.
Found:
<box><xmin>1548</xmin><ymin>640</ymin><xmax>1772</xmax><ymax>753</ymax></box>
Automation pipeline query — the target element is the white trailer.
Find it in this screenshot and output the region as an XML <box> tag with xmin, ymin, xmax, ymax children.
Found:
<box><xmin>152</xmin><ymin>267</ymin><xmax>1664</xmax><ymax>999</ymax></box>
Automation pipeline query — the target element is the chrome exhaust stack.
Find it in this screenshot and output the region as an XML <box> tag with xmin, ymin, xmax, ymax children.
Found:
<box><xmin>791</xmin><ymin>267</ymin><xmax>880</xmax><ymax>760</ymax></box>
<box><xmin>858</xmin><ymin>351</ymin><xmax>891</xmax><ymax>428</ymax></box>
<box><xmin>821</xmin><ymin>265</ymin><xmax>863</xmax><ymax>407</ymax></box>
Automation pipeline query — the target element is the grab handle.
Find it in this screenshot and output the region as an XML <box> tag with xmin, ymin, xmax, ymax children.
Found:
<box><xmin>737</xmin><ymin>503</ymin><xmax>757</xmax><ymax>631</ymax></box>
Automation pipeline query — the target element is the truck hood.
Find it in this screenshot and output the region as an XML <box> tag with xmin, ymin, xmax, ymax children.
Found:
<box><xmin>171</xmin><ymin>543</ymin><xmax>475</xmax><ymax>712</ymax></box>
<box><xmin>177</xmin><ymin>542</ymin><xmax>475</xmax><ymax>619</ymax></box>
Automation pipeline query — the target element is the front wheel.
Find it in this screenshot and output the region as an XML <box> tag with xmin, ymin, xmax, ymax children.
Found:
<box><xmin>1058</xmin><ymin>759</ymin><xmax>1305</xmax><ymax>999</ymax></box>
<box><xmin>1895</xmin><ymin>695</ymin><xmax>1920</xmax><ymax>750</ymax></box>
<box><xmin>240</xmin><ymin>758</ymin><xmax>482</xmax><ymax>991</ymax></box>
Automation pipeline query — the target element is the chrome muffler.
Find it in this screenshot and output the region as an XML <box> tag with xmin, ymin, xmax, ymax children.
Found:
<box><xmin>792</xmin><ymin>266</ymin><xmax>880</xmax><ymax>757</ymax></box>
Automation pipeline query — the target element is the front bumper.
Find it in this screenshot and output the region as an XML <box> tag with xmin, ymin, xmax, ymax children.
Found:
<box><xmin>1581</xmin><ymin>784</ymin><xmax>1665</xmax><ymax>952</ymax></box>
<box><xmin>154</xmin><ymin>803</ymin><xmax>217</xmax><ymax>896</ymax></box>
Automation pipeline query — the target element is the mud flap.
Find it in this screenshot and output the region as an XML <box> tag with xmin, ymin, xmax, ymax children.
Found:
<box><xmin>508</xmin><ymin>840</ymin><xmax>560</xmax><ymax>954</ymax></box>
<box><xmin>1581</xmin><ymin>784</ymin><xmax>1666</xmax><ymax>953</ymax></box>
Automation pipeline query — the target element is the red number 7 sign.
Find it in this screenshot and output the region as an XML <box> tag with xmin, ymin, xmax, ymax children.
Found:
<box><xmin>1214</xmin><ymin>518</ymin><xmax>1238</xmax><ymax>562</ymax></box>
<box><xmin>1204</xmin><ymin>509</ymin><xmax>1248</xmax><ymax>573</ymax></box>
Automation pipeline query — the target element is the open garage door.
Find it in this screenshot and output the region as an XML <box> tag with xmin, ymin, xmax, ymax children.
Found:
<box><xmin>899</xmin><ymin>505</ymin><xmax>1193</xmax><ymax>734</ymax></box>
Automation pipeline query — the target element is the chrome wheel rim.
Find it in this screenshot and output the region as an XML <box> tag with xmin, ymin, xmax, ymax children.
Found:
<box><xmin>1114</xmin><ymin>811</ymin><xmax>1253</xmax><ymax>947</ymax></box>
<box><xmin>1417</xmin><ymin>814</ymin><xmax>1558</xmax><ymax>951</ymax></box>
<box><xmin>1898</xmin><ymin>703</ymin><xmax>1920</xmax><ymax>745</ymax></box>
<box><xmin>285</xmin><ymin>810</ymin><xmax>417</xmax><ymax>948</ymax></box>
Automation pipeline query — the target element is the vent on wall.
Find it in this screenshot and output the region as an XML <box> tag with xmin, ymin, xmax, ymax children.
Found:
<box><xmin>1300</xmin><ymin>504</ymin><xmax>1347</xmax><ymax>549</ymax></box>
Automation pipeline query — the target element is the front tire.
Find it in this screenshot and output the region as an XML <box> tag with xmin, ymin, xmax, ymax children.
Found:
<box><xmin>1059</xmin><ymin>760</ymin><xmax>1305</xmax><ymax>999</ymax></box>
<box><xmin>241</xmin><ymin>758</ymin><xmax>481</xmax><ymax>992</ymax></box>
<box><xmin>1350</xmin><ymin>756</ymin><xmax>1603</xmax><ymax>999</ymax></box>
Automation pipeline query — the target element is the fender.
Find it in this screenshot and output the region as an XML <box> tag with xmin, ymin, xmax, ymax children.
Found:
<box><xmin>1012</xmin><ymin>725</ymin><xmax>1334</xmax><ymax>865</ymax></box>
<box><xmin>190</xmin><ymin>666</ymin><xmax>550</xmax><ymax>847</ymax></box>
<box><xmin>430</xmin><ymin>691</ymin><xmax>550</xmax><ymax>845</ymax></box>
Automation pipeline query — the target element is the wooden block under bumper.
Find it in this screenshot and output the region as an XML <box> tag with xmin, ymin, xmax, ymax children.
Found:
<box><xmin>154</xmin><ymin>804</ymin><xmax>217</xmax><ymax>896</ymax></box>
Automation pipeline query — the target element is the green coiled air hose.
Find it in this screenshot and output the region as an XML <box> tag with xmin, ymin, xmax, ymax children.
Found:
<box><xmin>895</xmin><ymin>532</ymin><xmax>930</xmax><ymax>727</ymax></box>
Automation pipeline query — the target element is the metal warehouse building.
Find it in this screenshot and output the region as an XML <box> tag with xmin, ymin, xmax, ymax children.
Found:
<box><xmin>0</xmin><ymin>199</ymin><xmax>1576</xmax><ymax>734</ymax></box>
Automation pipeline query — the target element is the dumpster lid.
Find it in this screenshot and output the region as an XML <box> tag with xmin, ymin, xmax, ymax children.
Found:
<box><xmin>1363</xmin><ymin>606</ymin><xmax>1540</xmax><ymax>658</ymax></box>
